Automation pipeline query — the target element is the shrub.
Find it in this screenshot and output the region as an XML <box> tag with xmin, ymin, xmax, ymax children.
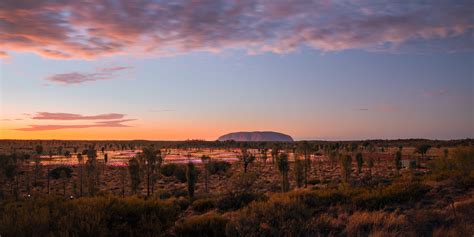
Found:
<box><xmin>161</xmin><ymin>163</ymin><xmax>188</xmax><ymax>182</ymax></box>
<box><xmin>307</xmin><ymin>179</ymin><xmax>320</xmax><ymax>185</ymax></box>
<box><xmin>217</xmin><ymin>192</ymin><xmax>263</xmax><ymax>211</ymax></box>
<box><xmin>161</xmin><ymin>163</ymin><xmax>178</xmax><ymax>177</ymax></box>
<box><xmin>49</xmin><ymin>166</ymin><xmax>73</xmax><ymax>179</ymax></box>
<box><xmin>346</xmin><ymin>211</ymin><xmax>409</xmax><ymax>236</ymax></box>
<box><xmin>192</xmin><ymin>198</ymin><xmax>216</xmax><ymax>213</ymax></box>
<box><xmin>0</xmin><ymin>196</ymin><xmax>181</xmax><ymax>237</ymax></box>
<box><xmin>175</xmin><ymin>214</ymin><xmax>228</xmax><ymax>237</ymax></box>
<box><xmin>174</xmin><ymin>197</ymin><xmax>190</xmax><ymax>211</ymax></box>
<box><xmin>172</xmin><ymin>188</ymin><xmax>189</xmax><ymax>198</ymax></box>
<box><xmin>288</xmin><ymin>189</ymin><xmax>346</xmax><ymax>209</ymax></box>
<box><xmin>206</xmin><ymin>160</ymin><xmax>231</xmax><ymax>175</ymax></box>
<box><xmin>352</xmin><ymin>182</ymin><xmax>429</xmax><ymax>210</ymax></box>
<box><xmin>226</xmin><ymin>196</ymin><xmax>311</xmax><ymax>236</ymax></box>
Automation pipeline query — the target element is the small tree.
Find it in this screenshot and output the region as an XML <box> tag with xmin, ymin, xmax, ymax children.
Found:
<box><xmin>294</xmin><ymin>156</ymin><xmax>304</xmax><ymax>188</ymax></box>
<box><xmin>340</xmin><ymin>155</ymin><xmax>352</xmax><ymax>184</ymax></box>
<box><xmin>277</xmin><ymin>153</ymin><xmax>290</xmax><ymax>192</ymax></box>
<box><xmin>49</xmin><ymin>166</ymin><xmax>72</xmax><ymax>197</ymax></box>
<box><xmin>86</xmin><ymin>148</ymin><xmax>98</xmax><ymax>196</ymax></box>
<box><xmin>142</xmin><ymin>146</ymin><xmax>160</xmax><ymax>197</ymax></box>
<box><xmin>201</xmin><ymin>155</ymin><xmax>210</xmax><ymax>193</ymax></box>
<box><xmin>260</xmin><ymin>149</ymin><xmax>268</xmax><ymax>165</ymax></box>
<box><xmin>186</xmin><ymin>161</ymin><xmax>197</xmax><ymax>199</ymax></box>
<box><xmin>367</xmin><ymin>155</ymin><xmax>374</xmax><ymax>175</ymax></box>
<box><xmin>239</xmin><ymin>148</ymin><xmax>255</xmax><ymax>173</ymax></box>
<box><xmin>128</xmin><ymin>158</ymin><xmax>141</xmax><ymax>195</ymax></box>
<box><xmin>356</xmin><ymin>153</ymin><xmax>364</xmax><ymax>174</ymax></box>
<box><xmin>297</xmin><ymin>141</ymin><xmax>311</xmax><ymax>187</ymax></box>
<box><xmin>271</xmin><ymin>144</ymin><xmax>280</xmax><ymax>165</ymax></box>
<box><xmin>329</xmin><ymin>151</ymin><xmax>337</xmax><ymax>169</ymax></box>
<box><xmin>395</xmin><ymin>151</ymin><xmax>402</xmax><ymax>175</ymax></box>
<box><xmin>416</xmin><ymin>144</ymin><xmax>431</xmax><ymax>167</ymax></box>
<box><xmin>33</xmin><ymin>145</ymin><xmax>43</xmax><ymax>186</ymax></box>
<box><xmin>76</xmin><ymin>153</ymin><xmax>83</xmax><ymax>197</ymax></box>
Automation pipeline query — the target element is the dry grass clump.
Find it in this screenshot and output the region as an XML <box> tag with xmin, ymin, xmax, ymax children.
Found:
<box><xmin>346</xmin><ymin>211</ymin><xmax>409</xmax><ymax>236</ymax></box>
<box><xmin>174</xmin><ymin>213</ymin><xmax>228</xmax><ymax>237</ymax></box>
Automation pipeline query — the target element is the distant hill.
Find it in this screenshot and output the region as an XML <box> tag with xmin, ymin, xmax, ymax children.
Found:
<box><xmin>218</xmin><ymin>131</ymin><xmax>294</xmax><ymax>142</ymax></box>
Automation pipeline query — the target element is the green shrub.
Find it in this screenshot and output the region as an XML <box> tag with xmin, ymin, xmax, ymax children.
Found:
<box><xmin>175</xmin><ymin>214</ymin><xmax>228</xmax><ymax>237</ymax></box>
<box><xmin>192</xmin><ymin>198</ymin><xmax>215</xmax><ymax>213</ymax></box>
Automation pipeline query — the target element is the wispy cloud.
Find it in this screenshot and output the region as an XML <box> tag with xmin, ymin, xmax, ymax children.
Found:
<box><xmin>16</xmin><ymin>112</ymin><xmax>136</xmax><ymax>131</ymax></box>
<box><xmin>0</xmin><ymin>51</ymin><xmax>8</xmax><ymax>58</ymax></box>
<box><xmin>1</xmin><ymin>1</ymin><xmax>472</xmax><ymax>59</ymax></box>
<box><xmin>422</xmin><ymin>89</ymin><xmax>448</xmax><ymax>98</ymax></box>
<box><xmin>45</xmin><ymin>66</ymin><xmax>130</xmax><ymax>85</ymax></box>
<box><xmin>32</xmin><ymin>112</ymin><xmax>125</xmax><ymax>120</ymax></box>
<box><xmin>15</xmin><ymin>119</ymin><xmax>136</xmax><ymax>131</ymax></box>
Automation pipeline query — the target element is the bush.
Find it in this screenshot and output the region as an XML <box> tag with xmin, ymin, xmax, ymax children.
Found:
<box><xmin>0</xmin><ymin>196</ymin><xmax>181</xmax><ymax>237</ymax></box>
<box><xmin>217</xmin><ymin>192</ymin><xmax>263</xmax><ymax>212</ymax></box>
<box><xmin>226</xmin><ymin>196</ymin><xmax>311</xmax><ymax>236</ymax></box>
<box><xmin>346</xmin><ymin>211</ymin><xmax>409</xmax><ymax>236</ymax></box>
<box><xmin>307</xmin><ymin>179</ymin><xmax>320</xmax><ymax>185</ymax></box>
<box><xmin>174</xmin><ymin>197</ymin><xmax>190</xmax><ymax>211</ymax></box>
<box><xmin>49</xmin><ymin>166</ymin><xmax>73</xmax><ymax>179</ymax></box>
<box><xmin>172</xmin><ymin>189</ymin><xmax>189</xmax><ymax>198</ymax></box>
<box><xmin>206</xmin><ymin>160</ymin><xmax>231</xmax><ymax>175</ymax></box>
<box><xmin>161</xmin><ymin>163</ymin><xmax>178</xmax><ymax>177</ymax></box>
<box><xmin>352</xmin><ymin>182</ymin><xmax>429</xmax><ymax>210</ymax></box>
<box><xmin>161</xmin><ymin>164</ymin><xmax>188</xmax><ymax>182</ymax></box>
<box><xmin>288</xmin><ymin>189</ymin><xmax>346</xmax><ymax>209</ymax></box>
<box><xmin>192</xmin><ymin>198</ymin><xmax>216</xmax><ymax>213</ymax></box>
<box><xmin>175</xmin><ymin>214</ymin><xmax>228</xmax><ymax>237</ymax></box>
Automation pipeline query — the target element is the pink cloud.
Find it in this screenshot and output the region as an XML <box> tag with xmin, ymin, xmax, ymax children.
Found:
<box><xmin>15</xmin><ymin>119</ymin><xmax>136</xmax><ymax>131</ymax></box>
<box><xmin>0</xmin><ymin>51</ymin><xmax>9</xmax><ymax>58</ymax></box>
<box><xmin>0</xmin><ymin>1</ymin><xmax>472</xmax><ymax>59</ymax></box>
<box><xmin>32</xmin><ymin>112</ymin><xmax>126</xmax><ymax>120</ymax></box>
<box><xmin>45</xmin><ymin>66</ymin><xmax>130</xmax><ymax>85</ymax></box>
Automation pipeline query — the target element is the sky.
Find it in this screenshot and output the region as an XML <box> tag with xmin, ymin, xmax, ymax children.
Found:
<box><xmin>1</xmin><ymin>0</ymin><xmax>473</xmax><ymax>141</ymax></box>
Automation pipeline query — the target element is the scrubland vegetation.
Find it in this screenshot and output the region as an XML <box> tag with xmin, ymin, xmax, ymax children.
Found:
<box><xmin>0</xmin><ymin>139</ymin><xmax>473</xmax><ymax>236</ymax></box>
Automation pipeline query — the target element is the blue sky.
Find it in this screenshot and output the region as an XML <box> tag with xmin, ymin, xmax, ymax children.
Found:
<box><xmin>0</xmin><ymin>0</ymin><xmax>473</xmax><ymax>140</ymax></box>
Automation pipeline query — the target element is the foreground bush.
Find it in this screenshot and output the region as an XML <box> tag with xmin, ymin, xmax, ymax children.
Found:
<box><xmin>346</xmin><ymin>211</ymin><xmax>409</xmax><ymax>236</ymax></box>
<box><xmin>0</xmin><ymin>196</ymin><xmax>181</xmax><ymax>237</ymax></box>
<box><xmin>226</xmin><ymin>196</ymin><xmax>312</xmax><ymax>236</ymax></box>
<box><xmin>175</xmin><ymin>214</ymin><xmax>228</xmax><ymax>237</ymax></box>
<box><xmin>352</xmin><ymin>182</ymin><xmax>429</xmax><ymax>210</ymax></box>
<box><xmin>192</xmin><ymin>198</ymin><xmax>216</xmax><ymax>213</ymax></box>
